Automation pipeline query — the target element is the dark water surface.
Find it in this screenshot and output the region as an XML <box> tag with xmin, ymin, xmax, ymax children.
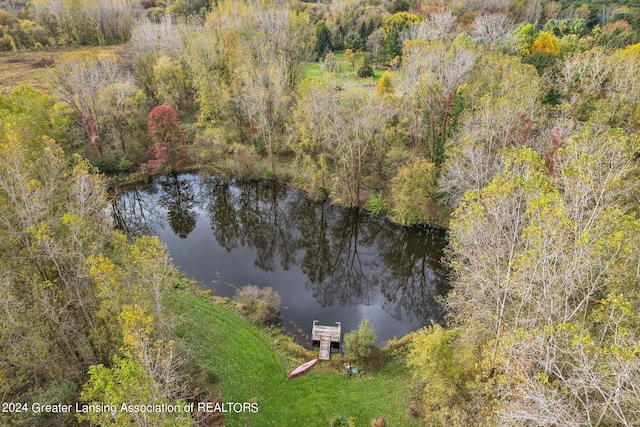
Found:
<box><xmin>114</xmin><ymin>174</ymin><xmax>449</xmax><ymax>344</ymax></box>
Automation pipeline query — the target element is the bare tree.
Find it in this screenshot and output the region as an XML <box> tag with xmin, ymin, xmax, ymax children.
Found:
<box><xmin>402</xmin><ymin>9</ymin><xmax>456</xmax><ymax>43</ymax></box>
<box><xmin>447</xmin><ymin>127</ymin><xmax>640</xmax><ymax>426</ymax></box>
<box><xmin>50</xmin><ymin>53</ymin><xmax>136</xmax><ymax>155</ymax></box>
<box><xmin>399</xmin><ymin>40</ymin><xmax>476</xmax><ymax>163</ymax></box>
<box><xmin>440</xmin><ymin>54</ymin><xmax>543</xmax><ymax>204</ymax></box>
<box><xmin>471</xmin><ymin>13</ymin><xmax>513</xmax><ymax>47</ymax></box>
<box><xmin>30</xmin><ymin>0</ymin><xmax>138</xmax><ymax>44</ymax></box>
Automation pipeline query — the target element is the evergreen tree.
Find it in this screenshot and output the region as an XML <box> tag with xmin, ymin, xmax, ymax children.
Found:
<box><xmin>359</xmin><ymin>21</ymin><xmax>368</xmax><ymax>42</ymax></box>
<box><xmin>315</xmin><ymin>20</ymin><xmax>332</xmax><ymax>57</ymax></box>
<box><xmin>344</xmin><ymin>31</ymin><xmax>365</xmax><ymax>52</ymax></box>
<box><xmin>367</xmin><ymin>20</ymin><xmax>375</xmax><ymax>37</ymax></box>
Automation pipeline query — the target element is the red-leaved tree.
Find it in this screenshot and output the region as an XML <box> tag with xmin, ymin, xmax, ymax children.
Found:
<box><xmin>145</xmin><ymin>105</ymin><xmax>188</xmax><ymax>174</ymax></box>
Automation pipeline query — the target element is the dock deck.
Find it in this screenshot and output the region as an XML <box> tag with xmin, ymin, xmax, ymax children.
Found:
<box><xmin>312</xmin><ymin>321</ymin><xmax>341</xmax><ymax>360</ymax></box>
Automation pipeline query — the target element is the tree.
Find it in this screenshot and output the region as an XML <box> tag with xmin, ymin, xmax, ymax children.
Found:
<box><xmin>471</xmin><ymin>13</ymin><xmax>513</xmax><ymax>47</ymax></box>
<box><xmin>530</xmin><ymin>30</ymin><xmax>560</xmax><ymax>55</ymax></box>
<box><xmin>78</xmin><ymin>355</ymin><xmax>191</xmax><ymax>427</ymax></box>
<box><xmin>235</xmin><ymin>59</ymin><xmax>289</xmax><ymax>175</ymax></box>
<box><xmin>289</xmin><ymin>80</ymin><xmax>395</xmax><ymax>205</ymax></box>
<box><xmin>50</xmin><ymin>52</ymin><xmax>136</xmax><ymax>157</ymax></box>
<box><xmin>405</xmin><ymin>9</ymin><xmax>456</xmax><ymax>43</ymax></box>
<box><xmin>344</xmin><ymin>48</ymin><xmax>363</xmax><ymax>71</ymax></box>
<box><xmin>441</xmin><ymin>126</ymin><xmax>640</xmax><ymax>425</ymax></box>
<box><xmin>0</xmin><ymin>128</ymin><xmax>111</xmax><ymax>424</ymax></box>
<box><xmin>78</xmin><ymin>302</ymin><xmax>191</xmax><ymax>426</ymax></box>
<box><xmin>344</xmin><ymin>31</ymin><xmax>364</xmax><ymax>52</ymax></box>
<box><xmin>344</xmin><ymin>319</ymin><xmax>377</xmax><ymax>363</ymax></box>
<box><xmin>315</xmin><ymin>20</ymin><xmax>332</xmax><ymax>57</ymax></box>
<box><xmin>30</xmin><ymin>0</ymin><xmax>135</xmax><ymax>45</ymax></box>
<box><xmin>376</xmin><ymin>70</ymin><xmax>394</xmax><ymax>94</ymax></box>
<box><xmin>508</xmin><ymin>22</ymin><xmax>539</xmax><ymax>55</ymax></box>
<box><xmin>145</xmin><ymin>105</ymin><xmax>189</xmax><ymax>174</ymax></box>
<box><xmin>129</xmin><ymin>15</ymin><xmax>194</xmax><ymax>104</ymax></box>
<box><xmin>213</xmin><ymin>1</ymin><xmax>312</xmax><ymax>174</ymax></box>
<box><xmin>390</xmin><ymin>158</ymin><xmax>437</xmax><ymax>225</ymax></box>
<box><xmin>366</xmin><ymin>27</ymin><xmax>385</xmax><ymax>64</ymax></box>
<box><xmin>605</xmin><ymin>42</ymin><xmax>640</xmax><ymax>129</ymax></box>
<box><xmin>440</xmin><ymin>53</ymin><xmax>543</xmax><ymax>204</ymax></box>
<box><xmin>594</xmin><ymin>20</ymin><xmax>640</xmax><ymax>49</ymax></box>
<box><xmin>382</xmin><ymin>12</ymin><xmax>420</xmax><ymax>60</ymax></box>
<box><xmin>152</xmin><ymin>55</ymin><xmax>194</xmax><ymax>113</ymax></box>
<box><xmin>408</xmin><ymin>324</ymin><xmax>480</xmax><ymax>426</ymax></box>
<box><xmin>400</xmin><ymin>39</ymin><xmax>476</xmax><ymax>163</ymax></box>
<box><xmin>326</xmin><ymin>86</ymin><xmax>391</xmax><ymax>204</ymax></box>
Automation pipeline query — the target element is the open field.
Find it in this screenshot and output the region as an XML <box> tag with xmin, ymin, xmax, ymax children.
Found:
<box><xmin>0</xmin><ymin>45</ymin><xmax>120</xmax><ymax>93</ymax></box>
<box><xmin>303</xmin><ymin>51</ymin><xmax>389</xmax><ymax>84</ymax></box>
<box><xmin>170</xmin><ymin>292</ymin><xmax>424</xmax><ymax>427</ymax></box>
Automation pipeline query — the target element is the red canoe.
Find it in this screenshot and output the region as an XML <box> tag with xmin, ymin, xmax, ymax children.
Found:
<box><xmin>287</xmin><ymin>359</ymin><xmax>319</xmax><ymax>378</ymax></box>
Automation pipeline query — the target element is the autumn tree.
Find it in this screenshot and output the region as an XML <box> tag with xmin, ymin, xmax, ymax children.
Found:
<box><xmin>400</xmin><ymin>39</ymin><xmax>476</xmax><ymax>163</ymax></box>
<box><xmin>530</xmin><ymin>30</ymin><xmax>560</xmax><ymax>55</ymax></box>
<box><xmin>552</xmin><ymin>47</ymin><xmax>612</xmax><ymax>123</ymax></box>
<box><xmin>440</xmin><ymin>53</ymin><xmax>543</xmax><ymax>204</ymax></box>
<box><xmin>78</xmin><ymin>303</ymin><xmax>191</xmax><ymax>426</ymax></box>
<box><xmin>145</xmin><ymin>105</ymin><xmax>189</xmax><ymax>174</ymax></box>
<box><xmin>129</xmin><ymin>15</ymin><xmax>195</xmax><ymax>104</ymax></box>
<box><xmin>435</xmin><ymin>126</ymin><xmax>640</xmax><ymax>425</ymax></box>
<box><xmin>382</xmin><ymin>11</ymin><xmax>420</xmax><ymax>60</ymax></box>
<box><xmin>470</xmin><ymin>13</ymin><xmax>513</xmax><ymax>47</ymax></box>
<box><xmin>290</xmin><ymin>80</ymin><xmax>394</xmax><ymax>206</ymax></box>
<box><xmin>30</xmin><ymin>0</ymin><xmax>137</xmax><ymax>45</ymax></box>
<box><xmin>390</xmin><ymin>158</ymin><xmax>437</xmax><ymax>226</ymax></box>
<box><xmin>50</xmin><ymin>52</ymin><xmax>137</xmax><ymax>158</ymax></box>
<box><xmin>0</xmin><ymin>126</ymin><xmax>111</xmax><ymax>424</ymax></box>
<box><xmin>376</xmin><ymin>70</ymin><xmax>394</xmax><ymax>94</ymax></box>
<box><xmin>195</xmin><ymin>0</ymin><xmax>313</xmax><ymax>175</ymax></box>
<box><xmin>408</xmin><ymin>324</ymin><xmax>482</xmax><ymax>425</ymax></box>
<box><xmin>404</xmin><ymin>9</ymin><xmax>456</xmax><ymax>43</ymax></box>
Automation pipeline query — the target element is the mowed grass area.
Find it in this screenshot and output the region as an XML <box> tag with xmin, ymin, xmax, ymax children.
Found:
<box><xmin>0</xmin><ymin>45</ymin><xmax>120</xmax><ymax>93</ymax></box>
<box><xmin>170</xmin><ymin>292</ymin><xmax>424</xmax><ymax>427</ymax></box>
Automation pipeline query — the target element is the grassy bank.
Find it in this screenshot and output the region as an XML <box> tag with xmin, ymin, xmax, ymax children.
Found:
<box><xmin>169</xmin><ymin>292</ymin><xmax>424</xmax><ymax>427</ymax></box>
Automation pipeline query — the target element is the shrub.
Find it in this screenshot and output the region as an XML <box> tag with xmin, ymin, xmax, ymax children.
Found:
<box><xmin>234</xmin><ymin>286</ymin><xmax>282</xmax><ymax>326</ymax></box>
<box><xmin>330</xmin><ymin>415</ymin><xmax>355</xmax><ymax>427</ymax></box>
<box><xmin>344</xmin><ymin>319</ymin><xmax>377</xmax><ymax>363</ymax></box>
<box><xmin>364</xmin><ymin>192</ymin><xmax>390</xmax><ymax>215</ymax></box>
<box><xmin>376</xmin><ymin>71</ymin><xmax>394</xmax><ymax>94</ymax></box>
<box><xmin>357</xmin><ymin>64</ymin><xmax>374</xmax><ymax>78</ymax></box>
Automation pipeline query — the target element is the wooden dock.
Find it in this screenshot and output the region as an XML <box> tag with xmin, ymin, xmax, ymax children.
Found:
<box><xmin>312</xmin><ymin>321</ymin><xmax>341</xmax><ymax>360</ymax></box>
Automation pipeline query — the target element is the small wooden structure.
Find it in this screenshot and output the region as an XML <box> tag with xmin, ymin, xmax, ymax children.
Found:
<box><xmin>312</xmin><ymin>320</ymin><xmax>341</xmax><ymax>360</ymax></box>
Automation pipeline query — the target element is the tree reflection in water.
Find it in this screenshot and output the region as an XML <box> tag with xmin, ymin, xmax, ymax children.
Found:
<box><xmin>158</xmin><ymin>175</ymin><xmax>200</xmax><ymax>239</ymax></box>
<box><xmin>116</xmin><ymin>174</ymin><xmax>450</xmax><ymax>331</ymax></box>
<box><xmin>111</xmin><ymin>183</ymin><xmax>161</xmax><ymax>239</ymax></box>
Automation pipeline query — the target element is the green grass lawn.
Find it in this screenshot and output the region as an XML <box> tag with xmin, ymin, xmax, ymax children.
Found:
<box><xmin>169</xmin><ymin>292</ymin><xmax>424</xmax><ymax>427</ymax></box>
<box><xmin>303</xmin><ymin>50</ymin><xmax>389</xmax><ymax>85</ymax></box>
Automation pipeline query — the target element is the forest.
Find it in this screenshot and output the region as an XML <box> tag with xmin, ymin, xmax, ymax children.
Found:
<box><xmin>1</xmin><ymin>0</ymin><xmax>640</xmax><ymax>425</ymax></box>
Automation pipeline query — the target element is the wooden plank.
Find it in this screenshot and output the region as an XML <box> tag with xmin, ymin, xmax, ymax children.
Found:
<box><xmin>319</xmin><ymin>339</ymin><xmax>331</xmax><ymax>360</ymax></box>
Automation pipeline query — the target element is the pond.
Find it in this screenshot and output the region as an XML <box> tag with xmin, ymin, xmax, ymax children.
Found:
<box><xmin>114</xmin><ymin>174</ymin><xmax>449</xmax><ymax>344</ymax></box>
